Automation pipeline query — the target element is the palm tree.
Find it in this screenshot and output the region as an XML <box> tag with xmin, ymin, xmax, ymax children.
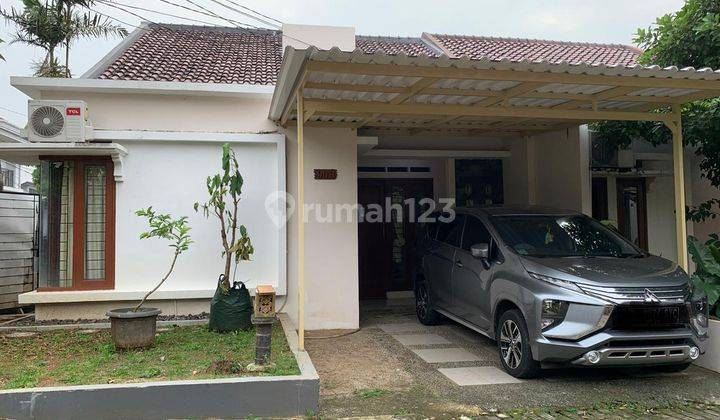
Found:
<box><xmin>1</xmin><ymin>0</ymin><xmax>67</xmax><ymax>76</ymax></box>
<box><xmin>58</xmin><ymin>1</ymin><xmax>128</xmax><ymax>77</ymax></box>
<box><xmin>1</xmin><ymin>0</ymin><xmax>127</xmax><ymax>77</ymax></box>
<box><xmin>0</xmin><ymin>38</ymin><xmax>5</xmax><ymax>60</ymax></box>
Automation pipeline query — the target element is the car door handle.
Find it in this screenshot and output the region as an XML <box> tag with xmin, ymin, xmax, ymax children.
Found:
<box><xmin>455</xmin><ymin>259</ymin><xmax>463</xmax><ymax>268</ymax></box>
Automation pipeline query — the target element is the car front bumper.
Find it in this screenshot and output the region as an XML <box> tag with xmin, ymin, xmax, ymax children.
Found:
<box><xmin>532</xmin><ymin>327</ymin><xmax>707</xmax><ymax>366</ymax></box>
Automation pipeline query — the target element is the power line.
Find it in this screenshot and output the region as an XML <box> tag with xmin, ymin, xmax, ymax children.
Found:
<box><xmin>96</xmin><ymin>0</ymin><xmax>223</xmax><ymax>27</ymax></box>
<box><xmin>209</xmin><ymin>0</ymin><xmax>280</xmax><ymax>29</ymax></box>
<box><xmin>210</xmin><ymin>0</ymin><xmax>312</xmax><ymax>47</ymax></box>
<box><xmin>89</xmin><ymin>8</ymin><xmax>146</xmax><ymax>30</ymax></box>
<box><xmin>222</xmin><ymin>0</ymin><xmax>283</xmax><ymax>25</ymax></box>
<box><xmin>94</xmin><ymin>2</ymin><xmax>180</xmax><ymax>32</ymax></box>
<box><xmin>181</xmin><ymin>0</ymin><xmax>254</xmax><ymax>29</ymax></box>
<box><xmin>156</xmin><ymin>0</ymin><xmax>246</xmax><ymax>27</ymax></box>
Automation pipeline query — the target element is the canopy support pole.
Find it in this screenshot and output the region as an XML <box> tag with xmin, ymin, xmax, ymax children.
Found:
<box><xmin>296</xmin><ymin>91</ymin><xmax>306</xmax><ymax>351</ymax></box>
<box><xmin>665</xmin><ymin>105</ymin><xmax>688</xmax><ymax>272</ymax></box>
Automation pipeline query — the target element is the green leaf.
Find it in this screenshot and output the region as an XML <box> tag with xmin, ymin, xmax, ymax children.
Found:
<box><xmin>689</xmin><ymin>236</ymin><xmax>720</xmax><ymax>277</ymax></box>
<box><xmin>692</xmin><ymin>274</ymin><xmax>720</xmax><ymax>306</ymax></box>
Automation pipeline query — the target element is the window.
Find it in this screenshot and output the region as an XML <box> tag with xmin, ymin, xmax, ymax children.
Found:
<box><xmin>38</xmin><ymin>159</ymin><xmax>115</xmax><ymax>290</ymax></box>
<box><xmin>436</xmin><ymin>215</ymin><xmax>465</xmax><ymax>247</ymax></box>
<box><xmin>2</xmin><ymin>167</ymin><xmax>15</xmax><ymax>188</ymax></box>
<box><xmin>455</xmin><ymin>159</ymin><xmax>503</xmax><ymax>207</ymax></box>
<box><xmin>461</xmin><ymin>216</ymin><xmax>491</xmax><ymax>251</ymax></box>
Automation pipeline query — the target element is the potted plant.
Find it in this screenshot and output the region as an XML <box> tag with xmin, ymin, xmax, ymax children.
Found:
<box><xmin>689</xmin><ymin>234</ymin><xmax>720</xmax><ymax>372</ymax></box>
<box><xmin>107</xmin><ymin>207</ymin><xmax>192</xmax><ymax>349</ymax></box>
<box><xmin>195</xmin><ymin>143</ymin><xmax>255</xmax><ymax>332</ymax></box>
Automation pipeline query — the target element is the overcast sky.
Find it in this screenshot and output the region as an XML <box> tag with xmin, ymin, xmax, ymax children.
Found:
<box><xmin>0</xmin><ymin>0</ymin><xmax>685</xmax><ymax>126</ymax></box>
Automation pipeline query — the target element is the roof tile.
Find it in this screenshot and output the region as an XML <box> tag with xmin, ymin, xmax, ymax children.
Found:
<box><xmin>97</xmin><ymin>24</ymin><xmax>282</xmax><ymax>84</ymax></box>
<box><xmin>95</xmin><ymin>24</ymin><xmax>644</xmax><ymax>84</ymax></box>
<box><xmin>355</xmin><ymin>36</ymin><xmax>439</xmax><ymax>57</ymax></box>
<box><xmin>428</xmin><ymin>34</ymin><xmax>641</xmax><ymax>66</ymax></box>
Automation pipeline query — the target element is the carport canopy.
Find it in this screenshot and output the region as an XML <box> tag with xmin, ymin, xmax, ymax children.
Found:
<box><xmin>269</xmin><ymin>46</ymin><xmax>720</xmax><ymax>349</ymax></box>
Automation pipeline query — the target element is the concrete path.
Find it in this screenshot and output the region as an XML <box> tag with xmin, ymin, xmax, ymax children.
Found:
<box><xmin>382</xmin><ymin>320</ymin><xmax>521</xmax><ymax>386</ymax></box>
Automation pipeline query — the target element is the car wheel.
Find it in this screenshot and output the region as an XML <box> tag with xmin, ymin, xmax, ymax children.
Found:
<box><xmin>415</xmin><ymin>282</ymin><xmax>441</xmax><ymax>325</ymax></box>
<box><xmin>497</xmin><ymin>309</ymin><xmax>541</xmax><ymax>378</ymax></box>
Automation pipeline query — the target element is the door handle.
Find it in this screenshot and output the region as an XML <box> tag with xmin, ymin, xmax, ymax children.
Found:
<box><xmin>455</xmin><ymin>259</ymin><xmax>464</xmax><ymax>268</ymax></box>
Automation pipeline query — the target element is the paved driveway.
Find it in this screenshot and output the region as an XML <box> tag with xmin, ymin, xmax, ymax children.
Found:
<box><xmin>306</xmin><ymin>300</ymin><xmax>720</xmax><ymax>418</ymax></box>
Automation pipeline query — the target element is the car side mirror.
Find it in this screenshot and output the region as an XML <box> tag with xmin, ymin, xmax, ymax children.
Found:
<box><xmin>471</xmin><ymin>243</ymin><xmax>490</xmax><ymax>259</ymax></box>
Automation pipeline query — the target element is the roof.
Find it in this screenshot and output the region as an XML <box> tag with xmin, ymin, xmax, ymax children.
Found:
<box><xmin>356</xmin><ymin>35</ymin><xmax>440</xmax><ymax>57</ymax></box>
<box><xmin>427</xmin><ymin>34</ymin><xmax>641</xmax><ymax>66</ymax></box>
<box><xmin>269</xmin><ymin>47</ymin><xmax>720</xmax><ymax>134</ymax></box>
<box><xmin>96</xmin><ymin>24</ymin><xmax>282</xmax><ymax>84</ymax></box>
<box><xmin>90</xmin><ymin>23</ymin><xmax>645</xmax><ymax>85</ymax></box>
<box><xmin>0</xmin><ymin>118</ymin><xmax>26</xmax><ymax>143</ymax></box>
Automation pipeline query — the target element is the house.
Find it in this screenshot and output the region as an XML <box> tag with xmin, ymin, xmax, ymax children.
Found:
<box><xmin>0</xmin><ymin>118</ymin><xmax>34</xmax><ymax>193</ymax></box>
<box><xmin>1</xmin><ymin>23</ymin><xmax>718</xmax><ymax>347</ymax></box>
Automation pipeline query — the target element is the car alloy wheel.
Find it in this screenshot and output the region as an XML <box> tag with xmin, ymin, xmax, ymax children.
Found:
<box><xmin>499</xmin><ymin>319</ymin><xmax>523</xmax><ymax>370</ymax></box>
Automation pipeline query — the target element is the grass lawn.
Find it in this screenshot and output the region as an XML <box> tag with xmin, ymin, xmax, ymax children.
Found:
<box><xmin>0</xmin><ymin>324</ymin><xmax>299</xmax><ymax>389</ymax></box>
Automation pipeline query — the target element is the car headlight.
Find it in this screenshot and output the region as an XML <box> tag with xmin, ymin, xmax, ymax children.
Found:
<box><xmin>529</xmin><ymin>272</ymin><xmax>583</xmax><ymax>293</ymax></box>
<box><xmin>541</xmin><ymin>299</ymin><xmax>569</xmax><ymax>330</ymax></box>
<box><xmin>690</xmin><ymin>293</ymin><xmax>709</xmax><ymax>337</ymax></box>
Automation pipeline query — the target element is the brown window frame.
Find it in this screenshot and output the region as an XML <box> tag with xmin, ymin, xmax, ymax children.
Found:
<box><xmin>38</xmin><ymin>156</ymin><xmax>116</xmax><ymax>291</ymax></box>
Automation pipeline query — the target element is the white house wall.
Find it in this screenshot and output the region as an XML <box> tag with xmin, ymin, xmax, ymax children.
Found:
<box><xmin>115</xmin><ymin>140</ymin><xmax>281</xmax><ymax>294</ymax></box>
<box><xmin>283</xmin><ymin>126</ymin><xmax>360</xmax><ymax>331</ymax></box>
<box><xmin>531</xmin><ymin>127</ymin><xmax>591</xmax><ymax>214</ymax></box>
<box><xmin>35</xmin><ymin>90</ymin><xmax>286</xmax><ymax>297</ymax></box>
<box><xmin>646</xmin><ymin>176</ymin><xmax>678</xmax><ymax>261</ymax></box>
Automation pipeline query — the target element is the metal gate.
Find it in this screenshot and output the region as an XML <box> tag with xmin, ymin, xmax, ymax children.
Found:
<box><xmin>0</xmin><ymin>191</ymin><xmax>39</xmax><ymax>311</ymax></box>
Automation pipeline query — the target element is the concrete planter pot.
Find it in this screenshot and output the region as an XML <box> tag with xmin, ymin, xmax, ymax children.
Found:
<box><xmin>106</xmin><ymin>307</ymin><xmax>162</xmax><ymax>350</ymax></box>
<box><xmin>696</xmin><ymin>318</ymin><xmax>720</xmax><ymax>373</ymax></box>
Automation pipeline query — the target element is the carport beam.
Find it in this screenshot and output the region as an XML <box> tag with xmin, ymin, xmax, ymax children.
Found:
<box><xmin>297</xmin><ymin>92</ymin><xmax>306</xmax><ymax>350</ymax></box>
<box><xmin>667</xmin><ymin>105</ymin><xmax>688</xmax><ymax>272</ymax></box>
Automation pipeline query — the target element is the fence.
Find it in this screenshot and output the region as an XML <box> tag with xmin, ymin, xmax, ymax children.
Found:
<box><xmin>0</xmin><ymin>191</ymin><xmax>38</xmax><ymax>310</ymax></box>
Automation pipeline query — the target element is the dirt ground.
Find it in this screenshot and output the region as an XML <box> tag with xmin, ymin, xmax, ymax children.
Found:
<box><xmin>305</xmin><ymin>302</ymin><xmax>720</xmax><ymax>419</ymax></box>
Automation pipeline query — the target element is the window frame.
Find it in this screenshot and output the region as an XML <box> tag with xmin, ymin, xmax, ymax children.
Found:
<box><xmin>38</xmin><ymin>156</ymin><xmax>115</xmax><ymax>291</ymax></box>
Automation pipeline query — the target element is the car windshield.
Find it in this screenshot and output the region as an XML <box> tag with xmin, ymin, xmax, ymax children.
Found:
<box><xmin>491</xmin><ymin>214</ymin><xmax>644</xmax><ymax>258</ymax></box>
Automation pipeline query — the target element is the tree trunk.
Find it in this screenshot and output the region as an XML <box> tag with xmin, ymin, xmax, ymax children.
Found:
<box><xmin>134</xmin><ymin>251</ymin><xmax>180</xmax><ymax>312</ymax></box>
<box><xmin>65</xmin><ymin>6</ymin><xmax>71</xmax><ymax>77</ymax></box>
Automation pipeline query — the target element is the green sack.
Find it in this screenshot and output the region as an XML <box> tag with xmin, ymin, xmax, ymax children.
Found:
<box><xmin>209</xmin><ymin>275</ymin><xmax>253</xmax><ymax>332</ymax></box>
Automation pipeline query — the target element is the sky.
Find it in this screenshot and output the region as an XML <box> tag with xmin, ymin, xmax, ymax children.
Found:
<box><xmin>0</xmin><ymin>0</ymin><xmax>686</xmax><ymax>127</ymax></box>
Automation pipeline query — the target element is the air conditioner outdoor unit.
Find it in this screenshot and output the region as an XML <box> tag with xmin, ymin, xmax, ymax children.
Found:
<box><xmin>27</xmin><ymin>100</ymin><xmax>93</xmax><ymax>143</ymax></box>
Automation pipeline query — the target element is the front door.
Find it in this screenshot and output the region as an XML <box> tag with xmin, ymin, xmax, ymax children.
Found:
<box><xmin>358</xmin><ymin>178</ymin><xmax>433</xmax><ymax>299</ymax></box>
<box><xmin>616</xmin><ymin>178</ymin><xmax>648</xmax><ymax>250</ymax></box>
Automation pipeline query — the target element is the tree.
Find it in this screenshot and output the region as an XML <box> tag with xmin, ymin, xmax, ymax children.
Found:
<box><xmin>134</xmin><ymin>207</ymin><xmax>192</xmax><ymax>311</ymax></box>
<box><xmin>2</xmin><ymin>0</ymin><xmax>67</xmax><ymax>77</ymax></box>
<box><xmin>0</xmin><ymin>37</ymin><xmax>5</xmax><ymax>61</ymax></box>
<box><xmin>57</xmin><ymin>1</ymin><xmax>127</xmax><ymax>77</ymax></box>
<box><xmin>1</xmin><ymin>0</ymin><xmax>126</xmax><ymax>77</ymax></box>
<box><xmin>195</xmin><ymin>144</ymin><xmax>255</xmax><ymax>293</ymax></box>
<box><xmin>590</xmin><ymin>0</ymin><xmax>720</xmax><ymax>222</ymax></box>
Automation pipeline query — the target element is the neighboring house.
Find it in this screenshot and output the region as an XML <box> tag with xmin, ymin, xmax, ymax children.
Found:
<box><xmin>0</xmin><ymin>118</ymin><xmax>34</xmax><ymax>193</ymax></box>
<box><xmin>0</xmin><ymin>23</ymin><xmax>717</xmax><ymax>337</ymax></box>
<box><xmin>591</xmin><ymin>135</ymin><xmax>720</xmax><ymax>261</ymax></box>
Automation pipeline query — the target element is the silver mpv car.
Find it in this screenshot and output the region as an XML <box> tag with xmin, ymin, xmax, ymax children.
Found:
<box><xmin>415</xmin><ymin>206</ymin><xmax>709</xmax><ymax>378</ymax></box>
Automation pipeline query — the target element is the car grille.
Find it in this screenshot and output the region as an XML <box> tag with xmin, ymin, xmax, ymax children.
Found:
<box><xmin>609</xmin><ymin>304</ymin><xmax>689</xmax><ymax>330</ymax></box>
<box><xmin>577</xmin><ymin>283</ymin><xmax>689</xmax><ymax>304</ymax></box>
